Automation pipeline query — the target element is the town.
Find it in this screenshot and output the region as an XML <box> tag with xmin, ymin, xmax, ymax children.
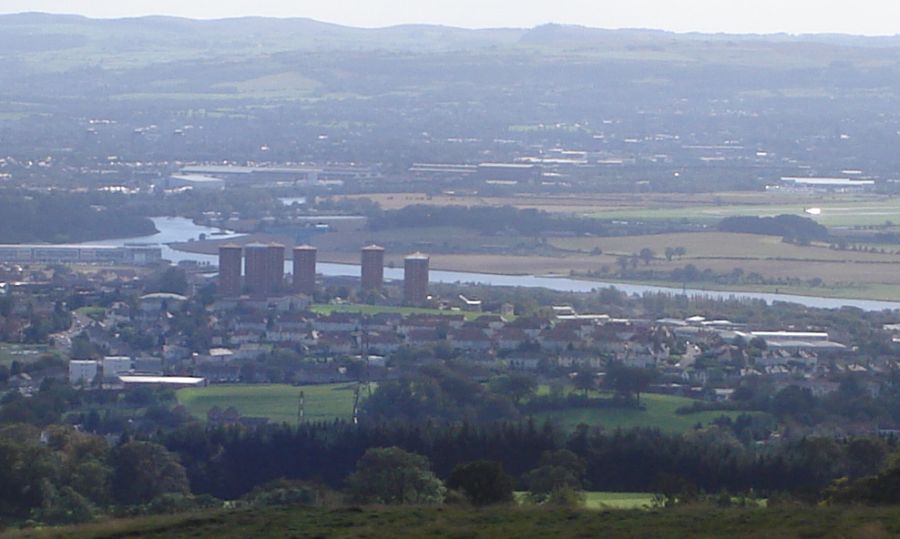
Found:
<box><xmin>2</xmin><ymin>10</ymin><xmax>900</xmax><ymax>536</ymax></box>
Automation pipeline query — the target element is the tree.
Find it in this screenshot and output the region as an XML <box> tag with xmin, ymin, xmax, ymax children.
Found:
<box><xmin>447</xmin><ymin>461</ymin><xmax>514</xmax><ymax>506</ymax></box>
<box><xmin>346</xmin><ymin>447</ymin><xmax>445</xmax><ymax>505</ymax></box>
<box><xmin>664</xmin><ymin>247</ymin><xmax>675</xmax><ymax>262</ymax></box>
<box><xmin>525</xmin><ymin>451</ymin><xmax>586</xmax><ymax>507</ymax></box>
<box><xmin>639</xmin><ymin>248</ymin><xmax>656</xmax><ymax>266</ymax></box>
<box><xmin>111</xmin><ymin>441</ymin><xmax>190</xmax><ymax>505</ymax></box>
<box><xmin>152</xmin><ymin>267</ymin><xmax>189</xmax><ymax>296</ymax></box>
<box><xmin>573</xmin><ymin>368</ymin><xmax>596</xmax><ymax>396</ymax></box>
<box><xmin>606</xmin><ymin>363</ymin><xmax>655</xmax><ymax>404</ymax></box>
<box><xmin>490</xmin><ymin>373</ymin><xmax>537</xmax><ymax>405</ymax></box>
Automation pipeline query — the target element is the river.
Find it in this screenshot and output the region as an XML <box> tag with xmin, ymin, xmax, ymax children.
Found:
<box><xmin>90</xmin><ymin>217</ymin><xmax>900</xmax><ymax>312</ymax></box>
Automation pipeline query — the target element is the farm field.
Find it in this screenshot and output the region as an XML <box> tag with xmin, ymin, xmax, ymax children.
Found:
<box><xmin>533</xmin><ymin>392</ymin><xmax>762</xmax><ymax>433</ymax></box>
<box><xmin>176</xmin><ymin>384</ymin><xmax>359</xmax><ymax>424</ymax></box>
<box><xmin>7</xmin><ymin>505</ymin><xmax>900</xmax><ymax>539</ymax></box>
<box><xmin>340</xmin><ymin>191</ymin><xmax>852</xmax><ymax>213</ymax></box>
<box><xmin>341</xmin><ymin>192</ymin><xmax>900</xmax><ymax>227</ymax></box>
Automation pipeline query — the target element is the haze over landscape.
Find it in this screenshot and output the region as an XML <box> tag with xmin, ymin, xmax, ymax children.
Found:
<box><xmin>4</xmin><ymin>0</ymin><xmax>900</xmax><ymax>35</ymax></box>
<box><xmin>2</xmin><ymin>6</ymin><xmax>900</xmax><ymax>539</ymax></box>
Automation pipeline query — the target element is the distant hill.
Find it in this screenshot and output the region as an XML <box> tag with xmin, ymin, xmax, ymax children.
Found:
<box><xmin>1</xmin><ymin>13</ymin><xmax>900</xmax><ymax>66</ymax></box>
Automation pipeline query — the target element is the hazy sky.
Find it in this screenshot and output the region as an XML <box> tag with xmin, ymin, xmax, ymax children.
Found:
<box><xmin>3</xmin><ymin>0</ymin><xmax>900</xmax><ymax>35</ymax></box>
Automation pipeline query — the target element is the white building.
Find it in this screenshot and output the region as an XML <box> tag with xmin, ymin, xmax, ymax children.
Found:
<box><xmin>102</xmin><ymin>356</ymin><xmax>133</xmax><ymax>379</ymax></box>
<box><xmin>69</xmin><ymin>360</ymin><xmax>99</xmax><ymax>386</ymax></box>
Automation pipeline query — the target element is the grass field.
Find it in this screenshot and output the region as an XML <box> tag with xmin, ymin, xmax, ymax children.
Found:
<box><xmin>585</xmin><ymin>491</ymin><xmax>656</xmax><ymax>509</ymax></box>
<box><xmin>533</xmin><ymin>392</ymin><xmax>761</xmax><ymax>433</ymax></box>
<box><xmin>7</xmin><ymin>505</ymin><xmax>900</xmax><ymax>539</ymax></box>
<box><xmin>0</xmin><ymin>344</ymin><xmax>50</xmax><ymax>368</ymax></box>
<box><xmin>176</xmin><ymin>384</ymin><xmax>359</xmax><ymax>424</ymax></box>
<box><xmin>515</xmin><ymin>491</ymin><xmax>655</xmax><ymax>509</ymax></box>
<box><xmin>176</xmin><ymin>384</ymin><xmax>745</xmax><ymax>433</ymax></box>
<box><xmin>341</xmin><ymin>192</ymin><xmax>900</xmax><ymax>227</ymax></box>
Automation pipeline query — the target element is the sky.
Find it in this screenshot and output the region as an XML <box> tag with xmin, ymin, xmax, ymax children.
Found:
<box><xmin>2</xmin><ymin>0</ymin><xmax>900</xmax><ymax>36</ymax></box>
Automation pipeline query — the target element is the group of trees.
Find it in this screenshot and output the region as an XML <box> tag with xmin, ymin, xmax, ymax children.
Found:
<box><xmin>718</xmin><ymin>215</ymin><xmax>829</xmax><ymax>243</ymax></box>
<box><xmin>361</xmin><ymin>363</ymin><xmax>522</xmax><ymax>423</ymax></box>
<box><xmin>0</xmin><ymin>190</ymin><xmax>157</xmax><ymax>243</ymax></box>
<box><xmin>0</xmin><ymin>425</ymin><xmax>189</xmax><ymax>524</ymax></box>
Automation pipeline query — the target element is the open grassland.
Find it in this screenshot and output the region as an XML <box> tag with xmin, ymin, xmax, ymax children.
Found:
<box><xmin>340</xmin><ymin>191</ymin><xmax>844</xmax><ymax>214</ymax></box>
<box><xmin>533</xmin><ymin>392</ymin><xmax>762</xmax><ymax>433</ymax></box>
<box><xmin>5</xmin><ymin>505</ymin><xmax>900</xmax><ymax>539</ymax></box>
<box><xmin>176</xmin><ymin>384</ymin><xmax>358</xmax><ymax>424</ymax></box>
<box><xmin>589</xmin><ymin>200</ymin><xmax>900</xmax><ymax>227</ymax></box>
<box><xmin>341</xmin><ymin>192</ymin><xmax>900</xmax><ymax>227</ymax></box>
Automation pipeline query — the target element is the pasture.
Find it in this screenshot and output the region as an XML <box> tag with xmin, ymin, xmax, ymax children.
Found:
<box><xmin>532</xmin><ymin>392</ymin><xmax>762</xmax><ymax>434</ymax></box>
<box><xmin>340</xmin><ymin>191</ymin><xmax>900</xmax><ymax>227</ymax></box>
<box><xmin>176</xmin><ymin>383</ymin><xmax>359</xmax><ymax>424</ymax></box>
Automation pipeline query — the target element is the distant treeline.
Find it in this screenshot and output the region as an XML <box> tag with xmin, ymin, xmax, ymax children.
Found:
<box><xmin>718</xmin><ymin>215</ymin><xmax>828</xmax><ymax>242</ymax></box>
<box><xmin>370</xmin><ymin>205</ymin><xmax>606</xmax><ymax>236</ymax></box>
<box><xmin>0</xmin><ymin>191</ymin><xmax>156</xmax><ymax>243</ymax></box>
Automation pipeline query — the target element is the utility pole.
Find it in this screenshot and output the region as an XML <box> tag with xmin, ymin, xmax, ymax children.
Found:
<box><xmin>297</xmin><ymin>390</ymin><xmax>305</xmax><ymax>425</ymax></box>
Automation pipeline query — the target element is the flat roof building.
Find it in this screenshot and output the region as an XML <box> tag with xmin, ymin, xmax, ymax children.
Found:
<box><xmin>361</xmin><ymin>245</ymin><xmax>385</xmax><ymax>292</ymax></box>
<box><xmin>218</xmin><ymin>244</ymin><xmax>243</xmax><ymax>297</ymax></box>
<box><xmin>404</xmin><ymin>253</ymin><xmax>429</xmax><ymax>306</ymax></box>
<box><xmin>244</xmin><ymin>243</ymin><xmax>271</xmax><ymax>297</ymax></box>
<box><xmin>268</xmin><ymin>243</ymin><xmax>285</xmax><ymax>295</ymax></box>
<box><xmin>293</xmin><ymin>245</ymin><xmax>317</xmax><ymax>295</ymax></box>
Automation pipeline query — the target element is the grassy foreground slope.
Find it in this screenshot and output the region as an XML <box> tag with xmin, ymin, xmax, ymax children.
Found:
<box><xmin>5</xmin><ymin>506</ymin><xmax>900</xmax><ymax>539</ymax></box>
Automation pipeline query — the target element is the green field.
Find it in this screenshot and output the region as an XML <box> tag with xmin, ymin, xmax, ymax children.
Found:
<box><xmin>7</xmin><ymin>505</ymin><xmax>900</xmax><ymax>539</ymax></box>
<box><xmin>0</xmin><ymin>344</ymin><xmax>50</xmax><ymax>368</ymax></box>
<box><xmin>176</xmin><ymin>384</ymin><xmax>359</xmax><ymax>424</ymax></box>
<box><xmin>584</xmin><ymin>491</ymin><xmax>657</xmax><ymax>510</ymax></box>
<box><xmin>515</xmin><ymin>491</ymin><xmax>655</xmax><ymax>509</ymax></box>
<box><xmin>533</xmin><ymin>392</ymin><xmax>761</xmax><ymax>433</ymax></box>
<box><xmin>583</xmin><ymin>197</ymin><xmax>900</xmax><ymax>227</ymax></box>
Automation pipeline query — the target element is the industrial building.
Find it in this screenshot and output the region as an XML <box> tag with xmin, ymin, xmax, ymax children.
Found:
<box><xmin>177</xmin><ymin>164</ymin><xmax>381</xmax><ymax>186</ymax></box>
<box><xmin>361</xmin><ymin>245</ymin><xmax>385</xmax><ymax>292</ymax></box>
<box><xmin>0</xmin><ymin>243</ymin><xmax>162</xmax><ymax>265</ymax></box>
<box><xmin>218</xmin><ymin>244</ymin><xmax>243</xmax><ymax>296</ymax></box>
<box><xmin>404</xmin><ymin>253</ymin><xmax>430</xmax><ymax>306</ymax></box>
<box><xmin>292</xmin><ymin>245</ymin><xmax>317</xmax><ymax>295</ymax></box>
